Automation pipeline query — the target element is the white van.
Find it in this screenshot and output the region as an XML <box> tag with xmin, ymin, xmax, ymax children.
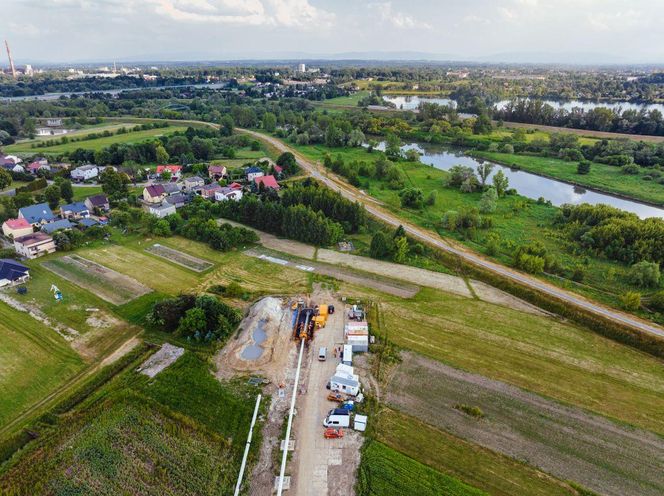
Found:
<box><xmin>318</xmin><ymin>347</ymin><xmax>327</xmax><ymax>361</ymax></box>
<box><xmin>323</xmin><ymin>409</ymin><xmax>350</xmax><ymax>428</ymax></box>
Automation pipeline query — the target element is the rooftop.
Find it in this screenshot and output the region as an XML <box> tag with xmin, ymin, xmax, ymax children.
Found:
<box><xmin>3</xmin><ymin>218</ymin><xmax>31</xmax><ymax>229</ymax></box>
<box><xmin>15</xmin><ymin>231</ymin><xmax>53</xmax><ymax>246</ymax></box>
<box><xmin>19</xmin><ymin>203</ymin><xmax>56</xmax><ymax>224</ymax></box>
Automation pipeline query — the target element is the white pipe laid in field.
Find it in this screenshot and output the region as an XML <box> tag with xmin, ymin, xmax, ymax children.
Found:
<box><xmin>234</xmin><ymin>393</ymin><xmax>262</xmax><ymax>496</ymax></box>
<box><xmin>277</xmin><ymin>337</ymin><xmax>306</xmax><ymax>496</ymax></box>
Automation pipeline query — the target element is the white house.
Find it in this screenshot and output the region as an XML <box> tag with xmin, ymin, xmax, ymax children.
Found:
<box><xmin>245</xmin><ymin>166</ymin><xmax>264</xmax><ymax>182</ymax></box>
<box><xmin>146</xmin><ymin>202</ymin><xmax>176</xmax><ymax>218</ymax></box>
<box><xmin>214</xmin><ymin>186</ymin><xmax>243</xmax><ymax>202</ymax></box>
<box><xmin>14</xmin><ymin>232</ymin><xmax>56</xmax><ymax>259</ymax></box>
<box><xmin>70</xmin><ymin>164</ymin><xmax>99</xmax><ymax>182</ymax></box>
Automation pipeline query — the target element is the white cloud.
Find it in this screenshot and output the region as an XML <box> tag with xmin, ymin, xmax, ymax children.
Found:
<box><xmin>150</xmin><ymin>0</ymin><xmax>334</xmax><ymax>27</ymax></box>
<box><xmin>369</xmin><ymin>2</ymin><xmax>432</xmax><ymax>30</ymax></box>
<box><xmin>586</xmin><ymin>9</ymin><xmax>647</xmax><ymax>31</ymax></box>
<box><xmin>9</xmin><ymin>22</ymin><xmax>42</xmax><ymax>37</ymax></box>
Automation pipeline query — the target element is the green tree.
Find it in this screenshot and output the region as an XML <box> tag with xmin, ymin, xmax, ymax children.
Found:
<box><xmin>44</xmin><ymin>184</ymin><xmax>61</xmax><ymax>209</ymax></box>
<box><xmin>399</xmin><ymin>188</ymin><xmax>424</xmax><ymax>209</ymax></box>
<box><xmin>155</xmin><ymin>145</ymin><xmax>170</xmax><ymax>164</ymax></box>
<box><xmin>479</xmin><ymin>187</ymin><xmax>498</xmax><ymax>213</ymax></box>
<box><xmin>385</xmin><ymin>133</ymin><xmax>402</xmax><ymax>160</ymax></box>
<box><xmin>476</xmin><ymin>162</ymin><xmax>494</xmax><ymax>187</ymax></box>
<box><xmin>0</xmin><ymin>169</ymin><xmax>11</xmax><ymax>190</ymax></box>
<box><xmin>369</xmin><ymin>231</ymin><xmax>391</xmax><ymax>259</ymax></box>
<box><xmin>176</xmin><ymin>307</ymin><xmax>207</xmax><ymax>338</ymax></box>
<box><xmin>262</xmin><ymin>112</ymin><xmax>277</xmax><ymax>132</ymax></box>
<box><xmin>649</xmin><ymin>290</ymin><xmax>664</xmax><ymax>312</ymax></box>
<box><xmin>627</xmin><ymin>261</ymin><xmax>661</xmax><ymax>288</ymax></box>
<box><xmin>59</xmin><ymin>180</ymin><xmax>73</xmax><ymax>203</ymax></box>
<box><xmin>472</xmin><ymin>113</ymin><xmax>493</xmax><ymax>134</ymax></box>
<box><xmin>393</xmin><ymin>235</ymin><xmax>409</xmax><ymax>263</ymax></box>
<box><xmin>621</xmin><ymin>291</ymin><xmax>641</xmax><ymax>311</ymax></box>
<box><xmin>99</xmin><ymin>168</ymin><xmax>129</xmax><ymax>198</ymax></box>
<box><xmin>276</xmin><ymin>152</ymin><xmax>299</xmax><ymax>175</ymax></box>
<box><xmin>577</xmin><ymin>160</ymin><xmax>591</xmax><ymax>175</ymax></box>
<box><xmin>347</xmin><ymin>129</ymin><xmax>366</xmax><ymax>147</ymax></box>
<box><xmin>220</xmin><ymin>115</ymin><xmax>234</xmax><ymax>136</ymax></box>
<box><xmin>405</xmin><ymin>149</ymin><xmax>420</xmax><ymax>162</ymax></box>
<box><xmin>426</xmin><ymin>190</ymin><xmax>437</xmax><ymax>206</ymax></box>
<box><xmin>492</xmin><ymin>170</ymin><xmax>509</xmax><ymax>197</ymax></box>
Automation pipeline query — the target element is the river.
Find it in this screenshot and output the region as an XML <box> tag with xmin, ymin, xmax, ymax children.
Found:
<box><xmin>383</xmin><ymin>142</ymin><xmax>664</xmax><ymax>219</ymax></box>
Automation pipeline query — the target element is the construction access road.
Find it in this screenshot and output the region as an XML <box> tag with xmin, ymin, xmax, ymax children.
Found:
<box><xmin>238</xmin><ymin>128</ymin><xmax>664</xmax><ymax>340</ymax></box>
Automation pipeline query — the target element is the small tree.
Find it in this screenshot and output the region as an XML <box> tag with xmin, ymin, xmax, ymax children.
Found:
<box><xmin>155</xmin><ymin>145</ymin><xmax>170</xmax><ymax>164</ymax></box>
<box><xmin>0</xmin><ymin>169</ymin><xmax>12</xmax><ymax>190</ymax></box>
<box><xmin>44</xmin><ymin>184</ymin><xmax>61</xmax><ymax>209</ymax></box>
<box><xmin>426</xmin><ymin>190</ymin><xmax>437</xmax><ymax>206</ymax></box>
<box><xmin>577</xmin><ymin>160</ymin><xmax>591</xmax><ymax>175</ymax></box>
<box><xmin>393</xmin><ymin>235</ymin><xmax>409</xmax><ymax>263</ymax></box>
<box><xmin>369</xmin><ymin>231</ymin><xmax>391</xmax><ymax>259</ymax></box>
<box><xmin>492</xmin><ymin>170</ymin><xmax>509</xmax><ymax>197</ymax></box>
<box><xmin>649</xmin><ymin>291</ymin><xmax>664</xmax><ymax>312</ymax></box>
<box><xmin>405</xmin><ymin>149</ymin><xmax>420</xmax><ymax>162</ymax></box>
<box><xmin>177</xmin><ymin>307</ymin><xmax>207</xmax><ymax>338</ymax></box>
<box><xmin>479</xmin><ymin>187</ymin><xmax>498</xmax><ymax>213</ymax></box>
<box><xmin>476</xmin><ymin>162</ymin><xmax>494</xmax><ymax>187</ymax></box>
<box><xmin>399</xmin><ymin>188</ymin><xmax>424</xmax><ymax>209</ymax></box>
<box><xmin>161</xmin><ymin>170</ymin><xmax>172</xmax><ymax>182</ymax></box>
<box><xmin>628</xmin><ymin>261</ymin><xmax>661</xmax><ymax>288</ymax></box>
<box><xmin>262</xmin><ymin>112</ymin><xmax>277</xmax><ymax>132</ymax></box>
<box><xmin>60</xmin><ymin>180</ymin><xmax>73</xmax><ymax>203</ymax></box>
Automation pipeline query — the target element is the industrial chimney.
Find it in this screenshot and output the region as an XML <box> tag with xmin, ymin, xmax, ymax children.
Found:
<box><xmin>5</xmin><ymin>40</ymin><xmax>17</xmax><ymax>79</ymax></box>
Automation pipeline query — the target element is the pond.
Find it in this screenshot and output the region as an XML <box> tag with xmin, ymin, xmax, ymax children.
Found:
<box><xmin>384</xmin><ymin>142</ymin><xmax>664</xmax><ymax>219</ymax></box>
<box><xmin>494</xmin><ymin>99</ymin><xmax>664</xmax><ymax>114</ymax></box>
<box><xmin>383</xmin><ymin>95</ymin><xmax>456</xmax><ymax>110</ymax></box>
<box><xmin>240</xmin><ymin>319</ymin><xmax>268</xmax><ymax>361</ymax></box>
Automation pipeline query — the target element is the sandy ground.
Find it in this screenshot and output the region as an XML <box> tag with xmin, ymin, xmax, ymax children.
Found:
<box><xmin>220</xmin><ymin>219</ymin><xmax>316</xmax><ymax>259</ymax></box>
<box><xmin>469</xmin><ymin>280</ymin><xmax>549</xmax><ymax>316</ymax></box>
<box><xmin>215</xmin><ymin>297</ymin><xmax>294</xmax><ymax>384</ymax></box>
<box><xmin>99</xmin><ymin>336</ymin><xmax>141</xmax><ymax>368</ymax></box>
<box><xmin>136</xmin><ymin>343</ymin><xmax>184</xmax><ymax>377</ymax></box>
<box><xmin>289</xmin><ymin>288</ymin><xmax>363</xmax><ymax>496</ymax></box>
<box><xmin>387</xmin><ymin>352</ymin><xmax>664</xmax><ymax>496</ymax></box>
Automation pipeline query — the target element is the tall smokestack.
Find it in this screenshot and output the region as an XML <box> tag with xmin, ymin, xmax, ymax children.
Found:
<box><xmin>5</xmin><ymin>40</ymin><xmax>17</xmax><ymax>79</ymax></box>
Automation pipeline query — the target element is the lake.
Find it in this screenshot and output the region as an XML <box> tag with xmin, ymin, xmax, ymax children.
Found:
<box><xmin>383</xmin><ymin>95</ymin><xmax>456</xmax><ymax>110</ymax></box>
<box><xmin>388</xmin><ymin>142</ymin><xmax>664</xmax><ymax>219</ymax></box>
<box><xmin>494</xmin><ymin>99</ymin><xmax>664</xmax><ymax>114</ymax></box>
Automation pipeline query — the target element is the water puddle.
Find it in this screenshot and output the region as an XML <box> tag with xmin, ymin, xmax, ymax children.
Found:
<box><xmin>241</xmin><ymin>319</ymin><xmax>268</xmax><ymax>360</ymax></box>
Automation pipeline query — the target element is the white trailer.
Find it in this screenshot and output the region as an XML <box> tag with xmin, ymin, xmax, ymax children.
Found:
<box><xmin>342</xmin><ymin>344</ymin><xmax>353</xmax><ymax>366</ymax></box>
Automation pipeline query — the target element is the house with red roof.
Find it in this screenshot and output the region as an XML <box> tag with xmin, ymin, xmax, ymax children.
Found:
<box><xmin>208</xmin><ymin>165</ymin><xmax>227</xmax><ymax>180</ymax></box>
<box><xmin>2</xmin><ymin>218</ymin><xmax>34</xmax><ymax>239</ymax></box>
<box><xmin>26</xmin><ymin>161</ymin><xmax>50</xmax><ymax>175</ymax></box>
<box><xmin>228</xmin><ymin>182</ymin><xmax>243</xmax><ymax>190</ymax></box>
<box><xmin>156</xmin><ymin>165</ymin><xmax>182</xmax><ymax>179</ymax></box>
<box><xmin>254</xmin><ymin>175</ymin><xmax>280</xmax><ymax>191</ymax></box>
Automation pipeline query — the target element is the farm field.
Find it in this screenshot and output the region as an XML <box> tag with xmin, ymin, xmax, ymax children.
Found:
<box><xmin>145</xmin><ymin>243</ymin><xmax>214</xmax><ymax>272</ymax></box>
<box><xmin>376</xmin><ymin>287</ymin><xmax>664</xmax><ymax>435</ymax></box>
<box><xmin>375</xmin><ymin>409</ymin><xmax>577</xmax><ymax>496</ymax></box>
<box><xmin>473</xmin><ymin>150</ymin><xmax>664</xmax><ymax>206</ymax></box>
<box><xmin>5</xmin><ymin>125</ymin><xmax>188</xmax><ymax>154</ymax></box>
<box><xmin>0</xmin><ymin>302</ymin><xmax>83</xmax><ymax>426</ymax></box>
<box><xmin>357</xmin><ymin>441</ymin><xmax>487</xmax><ymax>496</ymax></box>
<box><xmin>42</xmin><ymin>254</ymin><xmax>152</xmax><ymax>305</ymax></box>
<box><xmin>386</xmin><ymin>353</ymin><xmax>664</xmax><ymax>496</ymax></box>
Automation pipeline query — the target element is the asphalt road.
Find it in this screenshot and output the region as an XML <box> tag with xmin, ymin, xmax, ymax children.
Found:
<box><xmin>238</xmin><ymin>128</ymin><xmax>664</xmax><ymax>340</ymax></box>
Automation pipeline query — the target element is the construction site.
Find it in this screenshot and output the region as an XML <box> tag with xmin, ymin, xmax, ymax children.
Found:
<box><xmin>216</xmin><ymin>288</ymin><xmax>370</xmax><ymax>495</ymax></box>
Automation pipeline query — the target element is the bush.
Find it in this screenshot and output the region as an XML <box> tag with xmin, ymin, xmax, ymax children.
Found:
<box><xmin>577</xmin><ymin>160</ymin><xmax>591</xmax><ymax>175</ymax></box>
<box><xmin>571</xmin><ymin>265</ymin><xmax>586</xmax><ymax>282</ymax></box>
<box><xmin>621</xmin><ymin>291</ymin><xmax>642</xmax><ymax>311</ymax></box>
<box><xmin>621</xmin><ymin>163</ymin><xmax>640</xmax><ymax>175</ymax></box>
<box><xmin>515</xmin><ymin>253</ymin><xmax>545</xmax><ymax>274</ymax></box>
<box><xmin>627</xmin><ymin>261</ymin><xmax>661</xmax><ymax>288</ymax></box>
<box><xmin>399</xmin><ymin>188</ymin><xmax>424</xmax><ymax>209</ymax></box>
<box><xmin>649</xmin><ymin>291</ymin><xmax>664</xmax><ymax>312</ymax></box>
<box><xmin>454</xmin><ymin>404</ymin><xmax>485</xmax><ymax>419</ymax></box>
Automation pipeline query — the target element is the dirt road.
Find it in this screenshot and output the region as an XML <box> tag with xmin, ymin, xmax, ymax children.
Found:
<box><xmin>388</xmin><ymin>352</ymin><xmax>664</xmax><ymax>496</ymax></box>
<box><xmin>289</xmin><ymin>290</ymin><xmax>362</xmax><ymax>496</ymax></box>
<box><xmin>239</xmin><ymin>128</ymin><xmax>664</xmax><ymax>340</ymax></box>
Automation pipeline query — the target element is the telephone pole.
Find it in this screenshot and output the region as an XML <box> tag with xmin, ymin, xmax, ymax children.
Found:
<box><xmin>5</xmin><ymin>40</ymin><xmax>17</xmax><ymax>79</ymax></box>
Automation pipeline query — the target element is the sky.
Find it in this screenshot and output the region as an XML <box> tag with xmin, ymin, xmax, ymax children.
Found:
<box><xmin>2</xmin><ymin>0</ymin><xmax>664</xmax><ymax>64</ymax></box>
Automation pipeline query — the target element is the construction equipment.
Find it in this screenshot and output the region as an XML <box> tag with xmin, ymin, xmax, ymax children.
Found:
<box><xmin>4</xmin><ymin>40</ymin><xmax>17</xmax><ymax>79</ymax></box>
<box><xmin>292</xmin><ymin>302</ymin><xmax>315</xmax><ymax>341</ymax></box>
<box><xmin>327</xmin><ymin>392</ymin><xmax>350</xmax><ymax>403</ymax></box>
<box><xmin>323</xmin><ymin>428</ymin><xmax>344</xmax><ymax>439</ymax></box>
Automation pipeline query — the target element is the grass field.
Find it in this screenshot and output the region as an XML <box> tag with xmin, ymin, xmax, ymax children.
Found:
<box><xmin>375</xmin><ymin>287</ymin><xmax>664</xmax><ymax>435</ymax></box>
<box><xmin>0</xmin><ymin>302</ymin><xmax>84</xmax><ymax>427</ymax></box>
<box><xmin>374</xmin><ymin>409</ymin><xmax>576</xmax><ymax>496</ymax></box>
<box><xmin>357</xmin><ymin>441</ymin><xmax>487</xmax><ymax>496</ymax></box>
<box><xmin>319</xmin><ymin>91</ymin><xmax>369</xmax><ymax>107</ymax></box>
<box><xmin>5</xmin><ymin>126</ymin><xmax>188</xmax><ymax>154</ymax></box>
<box><xmin>474</xmin><ymin>150</ymin><xmax>664</xmax><ymax>206</ymax></box>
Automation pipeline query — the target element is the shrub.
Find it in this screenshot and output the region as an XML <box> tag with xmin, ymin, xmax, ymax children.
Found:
<box><xmin>627</xmin><ymin>261</ymin><xmax>661</xmax><ymax>288</ymax></box>
<box><xmin>621</xmin><ymin>163</ymin><xmax>640</xmax><ymax>175</ymax></box>
<box><xmin>621</xmin><ymin>291</ymin><xmax>641</xmax><ymax>311</ymax></box>
<box><xmin>571</xmin><ymin>265</ymin><xmax>586</xmax><ymax>282</ymax></box>
<box><xmin>515</xmin><ymin>253</ymin><xmax>545</xmax><ymax>274</ymax></box>
<box><xmin>649</xmin><ymin>291</ymin><xmax>664</xmax><ymax>312</ymax></box>
<box><xmin>399</xmin><ymin>188</ymin><xmax>424</xmax><ymax>209</ymax></box>
<box><xmin>577</xmin><ymin>160</ymin><xmax>591</xmax><ymax>175</ymax></box>
<box><xmin>454</xmin><ymin>404</ymin><xmax>485</xmax><ymax>419</ymax></box>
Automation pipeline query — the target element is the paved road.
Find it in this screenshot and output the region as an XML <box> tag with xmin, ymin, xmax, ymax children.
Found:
<box><xmin>238</xmin><ymin>128</ymin><xmax>664</xmax><ymax>340</ymax></box>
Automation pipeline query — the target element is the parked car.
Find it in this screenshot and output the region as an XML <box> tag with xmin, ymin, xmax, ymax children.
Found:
<box><xmin>318</xmin><ymin>347</ymin><xmax>327</xmax><ymax>361</ymax></box>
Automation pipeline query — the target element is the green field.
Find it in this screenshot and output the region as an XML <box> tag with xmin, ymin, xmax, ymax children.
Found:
<box><xmin>6</xmin><ymin>126</ymin><xmax>188</xmax><ymax>154</ymax></box>
<box><xmin>357</xmin><ymin>441</ymin><xmax>487</xmax><ymax>496</ymax></box>
<box><xmin>319</xmin><ymin>91</ymin><xmax>369</xmax><ymax>107</ymax></box>
<box><xmin>375</xmin><ymin>287</ymin><xmax>664</xmax><ymax>435</ymax></box>
<box><xmin>373</xmin><ymin>409</ymin><xmax>576</xmax><ymax>496</ymax></box>
<box><xmin>0</xmin><ymin>302</ymin><xmax>84</xmax><ymax>426</ymax></box>
<box><xmin>474</xmin><ymin>150</ymin><xmax>664</xmax><ymax>206</ymax></box>
<box><xmin>0</xmin><ymin>352</ymin><xmax>259</xmax><ymax>495</ymax></box>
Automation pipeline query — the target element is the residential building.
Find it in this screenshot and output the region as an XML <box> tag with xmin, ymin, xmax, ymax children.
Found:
<box><xmin>228</xmin><ymin>182</ymin><xmax>243</xmax><ymax>190</ymax></box>
<box><xmin>214</xmin><ymin>187</ymin><xmax>243</xmax><ymax>202</ymax></box>
<box><xmin>183</xmin><ymin>176</ymin><xmax>205</xmax><ymax>192</ymax></box>
<box><xmin>156</xmin><ymin>165</ymin><xmax>182</xmax><ymax>179</ymax></box>
<box><xmin>254</xmin><ymin>175</ymin><xmax>280</xmax><ymax>191</ymax></box>
<box><xmin>85</xmin><ymin>194</ymin><xmax>110</xmax><ymax>212</ymax></box>
<box><xmin>162</xmin><ymin>182</ymin><xmax>182</xmax><ymax>195</ymax></box>
<box><xmin>26</xmin><ymin>161</ymin><xmax>50</xmax><ymax>175</ymax></box>
<box><xmin>46</xmin><ymin>118</ymin><xmax>63</xmax><ymax>127</ymax></box>
<box><xmin>2</xmin><ymin>218</ymin><xmax>34</xmax><ymax>239</ymax></box>
<box><xmin>200</xmin><ymin>182</ymin><xmax>223</xmax><ymax>200</ymax></box>
<box><xmin>167</xmin><ymin>194</ymin><xmax>188</xmax><ymax>208</ymax></box>
<box><xmin>41</xmin><ymin>219</ymin><xmax>74</xmax><ymax>234</ymax></box>
<box><xmin>77</xmin><ymin>218</ymin><xmax>99</xmax><ymax>229</ymax></box>
<box><xmin>245</xmin><ymin>166</ymin><xmax>264</xmax><ymax>182</ymax></box>
<box><xmin>18</xmin><ymin>203</ymin><xmax>56</xmax><ymax>226</ymax></box>
<box><xmin>143</xmin><ymin>184</ymin><xmax>167</xmax><ymax>204</ymax></box>
<box><xmin>0</xmin><ymin>259</ymin><xmax>30</xmax><ymax>287</ymax></box>
<box><xmin>14</xmin><ymin>232</ymin><xmax>56</xmax><ymax>259</ymax></box>
<box><xmin>70</xmin><ymin>164</ymin><xmax>99</xmax><ymax>182</ymax></box>
<box><xmin>146</xmin><ymin>201</ymin><xmax>176</xmax><ymax>218</ymax></box>
<box><xmin>60</xmin><ymin>202</ymin><xmax>90</xmax><ymax>220</ymax></box>
<box><xmin>208</xmin><ymin>165</ymin><xmax>227</xmax><ymax>180</ymax></box>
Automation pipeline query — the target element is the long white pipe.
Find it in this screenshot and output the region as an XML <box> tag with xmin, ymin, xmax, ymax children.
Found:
<box><xmin>277</xmin><ymin>337</ymin><xmax>306</xmax><ymax>495</ymax></box>
<box><xmin>234</xmin><ymin>393</ymin><xmax>263</xmax><ymax>496</ymax></box>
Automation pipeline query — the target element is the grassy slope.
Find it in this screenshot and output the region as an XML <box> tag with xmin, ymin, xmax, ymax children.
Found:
<box><xmin>289</xmin><ymin>142</ymin><xmax>661</xmax><ymax>320</ymax></box>
<box><xmin>6</xmin><ymin>126</ymin><xmax>187</xmax><ymax>154</ymax></box>
<box><xmin>376</xmin><ymin>287</ymin><xmax>664</xmax><ymax>435</ymax></box>
<box><xmin>0</xmin><ymin>302</ymin><xmax>83</xmax><ymax>425</ymax></box>
<box><xmin>474</xmin><ymin>150</ymin><xmax>664</xmax><ymax>206</ymax></box>
<box><xmin>375</xmin><ymin>409</ymin><xmax>575</xmax><ymax>496</ymax></box>
<box><xmin>357</xmin><ymin>441</ymin><xmax>487</xmax><ymax>496</ymax></box>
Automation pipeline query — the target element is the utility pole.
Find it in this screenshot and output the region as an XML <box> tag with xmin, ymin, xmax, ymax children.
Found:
<box><xmin>5</xmin><ymin>40</ymin><xmax>17</xmax><ymax>79</ymax></box>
